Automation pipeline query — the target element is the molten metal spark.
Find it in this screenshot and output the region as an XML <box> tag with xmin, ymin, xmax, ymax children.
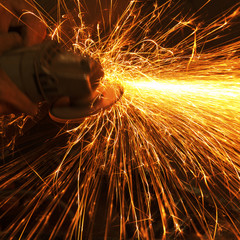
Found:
<box><xmin>1</xmin><ymin>0</ymin><xmax>240</xmax><ymax>239</ymax></box>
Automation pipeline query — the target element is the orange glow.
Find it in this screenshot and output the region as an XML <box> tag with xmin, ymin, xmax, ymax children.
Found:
<box><xmin>1</xmin><ymin>0</ymin><xmax>240</xmax><ymax>239</ymax></box>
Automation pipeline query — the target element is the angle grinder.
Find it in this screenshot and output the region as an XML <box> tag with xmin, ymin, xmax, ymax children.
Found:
<box><xmin>0</xmin><ymin>41</ymin><xmax>123</xmax><ymax>123</ymax></box>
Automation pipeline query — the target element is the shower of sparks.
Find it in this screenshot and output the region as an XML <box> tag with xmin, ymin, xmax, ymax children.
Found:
<box><xmin>1</xmin><ymin>0</ymin><xmax>240</xmax><ymax>239</ymax></box>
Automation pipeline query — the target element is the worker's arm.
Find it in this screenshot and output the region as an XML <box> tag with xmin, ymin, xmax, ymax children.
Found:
<box><xmin>0</xmin><ymin>0</ymin><xmax>46</xmax><ymax>116</ymax></box>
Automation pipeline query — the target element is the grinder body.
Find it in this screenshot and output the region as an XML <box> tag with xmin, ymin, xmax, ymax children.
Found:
<box><xmin>0</xmin><ymin>41</ymin><xmax>123</xmax><ymax>123</ymax></box>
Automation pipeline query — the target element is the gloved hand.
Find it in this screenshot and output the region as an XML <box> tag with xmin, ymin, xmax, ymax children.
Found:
<box><xmin>0</xmin><ymin>0</ymin><xmax>46</xmax><ymax>116</ymax></box>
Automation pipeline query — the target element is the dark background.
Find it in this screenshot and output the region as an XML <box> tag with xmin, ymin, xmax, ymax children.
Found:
<box><xmin>38</xmin><ymin>0</ymin><xmax>240</xmax><ymax>49</ymax></box>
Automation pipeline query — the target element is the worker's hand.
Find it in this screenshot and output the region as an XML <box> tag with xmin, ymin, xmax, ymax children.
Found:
<box><xmin>0</xmin><ymin>0</ymin><xmax>46</xmax><ymax>54</ymax></box>
<box><xmin>0</xmin><ymin>0</ymin><xmax>45</xmax><ymax>116</ymax></box>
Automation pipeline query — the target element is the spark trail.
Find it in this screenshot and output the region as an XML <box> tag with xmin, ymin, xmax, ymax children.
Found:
<box><xmin>1</xmin><ymin>0</ymin><xmax>240</xmax><ymax>239</ymax></box>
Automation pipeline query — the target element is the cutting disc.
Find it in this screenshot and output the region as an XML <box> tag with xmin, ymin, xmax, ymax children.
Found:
<box><xmin>49</xmin><ymin>83</ymin><xmax>123</xmax><ymax>123</ymax></box>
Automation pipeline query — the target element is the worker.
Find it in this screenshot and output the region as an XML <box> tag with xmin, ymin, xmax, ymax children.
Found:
<box><xmin>0</xmin><ymin>0</ymin><xmax>46</xmax><ymax>116</ymax></box>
